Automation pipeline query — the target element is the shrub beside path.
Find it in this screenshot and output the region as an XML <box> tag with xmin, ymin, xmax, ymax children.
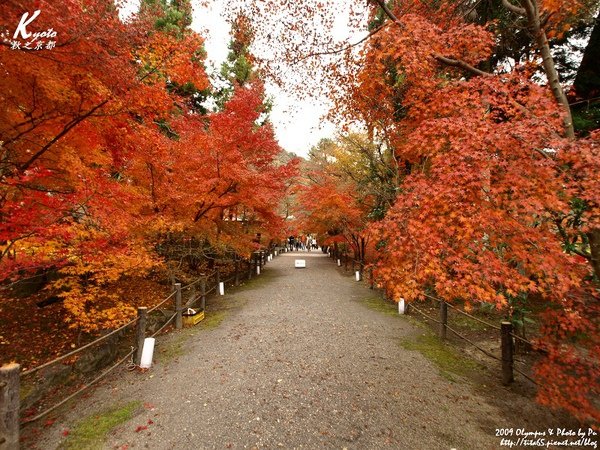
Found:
<box><xmin>32</xmin><ymin>252</ymin><xmax>572</xmax><ymax>449</ymax></box>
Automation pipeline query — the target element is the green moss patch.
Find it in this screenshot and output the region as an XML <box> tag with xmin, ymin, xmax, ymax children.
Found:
<box><xmin>236</xmin><ymin>270</ymin><xmax>277</xmax><ymax>290</ymax></box>
<box><xmin>60</xmin><ymin>401</ymin><xmax>141</xmax><ymax>450</ymax></box>
<box><xmin>400</xmin><ymin>333</ymin><xmax>481</xmax><ymax>382</ymax></box>
<box><xmin>199</xmin><ymin>310</ymin><xmax>226</xmax><ymax>329</ymax></box>
<box><xmin>361</xmin><ymin>295</ymin><xmax>398</xmax><ymax>316</ymax></box>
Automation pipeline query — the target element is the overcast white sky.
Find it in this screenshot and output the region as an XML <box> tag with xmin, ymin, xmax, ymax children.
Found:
<box><xmin>122</xmin><ymin>0</ymin><xmax>341</xmax><ymax>158</ymax></box>
<box><xmin>194</xmin><ymin>3</ymin><xmax>344</xmax><ymax>159</ymax></box>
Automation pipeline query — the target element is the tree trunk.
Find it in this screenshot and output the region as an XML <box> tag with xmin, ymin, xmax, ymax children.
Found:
<box><xmin>520</xmin><ymin>0</ymin><xmax>575</xmax><ymax>138</ymax></box>
<box><xmin>587</xmin><ymin>229</ymin><xmax>600</xmax><ymax>281</ymax></box>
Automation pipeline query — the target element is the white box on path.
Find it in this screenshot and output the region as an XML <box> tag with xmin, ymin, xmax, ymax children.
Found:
<box><xmin>295</xmin><ymin>259</ymin><xmax>306</xmax><ymax>268</ymax></box>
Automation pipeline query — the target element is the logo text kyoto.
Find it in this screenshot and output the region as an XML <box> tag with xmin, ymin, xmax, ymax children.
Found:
<box><xmin>8</xmin><ymin>10</ymin><xmax>58</xmax><ymax>51</ymax></box>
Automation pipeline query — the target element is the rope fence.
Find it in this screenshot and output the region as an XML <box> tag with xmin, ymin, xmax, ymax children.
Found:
<box><xmin>151</xmin><ymin>312</ymin><xmax>177</xmax><ymax>338</ymax></box>
<box><xmin>514</xmin><ymin>366</ymin><xmax>539</xmax><ymax>385</ymax></box>
<box><xmin>444</xmin><ymin>323</ymin><xmax>502</xmax><ymax>363</ymax></box>
<box><xmin>421</xmin><ymin>293</ymin><xmax>540</xmax><ymax>351</ymax></box>
<box><xmin>415</xmin><ymin>292</ymin><xmax>538</xmax><ymax>352</ymax></box>
<box><xmin>510</xmin><ymin>331</ymin><xmax>537</xmax><ymax>349</ymax></box>
<box><xmin>422</xmin><ymin>293</ymin><xmax>502</xmax><ymax>331</ymax></box>
<box><xmin>1</xmin><ymin>249</ymin><xmax>278</xmax><ymax>442</ymax></box>
<box><xmin>447</xmin><ymin>303</ymin><xmax>502</xmax><ymax>331</ymax></box>
<box><xmin>181</xmin><ymin>269</ymin><xmax>220</xmax><ymax>290</ymax></box>
<box><xmin>22</xmin><ymin>282</ymin><xmax>188</xmax><ymax>378</ymax></box>
<box><xmin>20</xmin><ymin>348</ymin><xmax>136</xmax><ymax>424</ymax></box>
<box><xmin>147</xmin><ymin>290</ymin><xmax>177</xmax><ymax>314</ymax></box>
<box><xmin>410</xmin><ymin>303</ymin><xmax>442</xmax><ymax>325</ymax></box>
<box><xmin>410</xmin><ymin>295</ymin><xmax>536</xmax><ymax>386</ymax></box>
<box><xmin>21</xmin><ymin>316</ymin><xmax>139</xmax><ymax>377</ymax></box>
<box><xmin>328</xmin><ymin>252</ymin><xmax>540</xmax><ymax>388</ymax></box>
<box><xmin>411</xmin><ymin>301</ymin><xmax>505</xmax><ymax>363</ymax></box>
<box><xmin>206</xmin><ymin>285</ymin><xmax>217</xmax><ymax>295</ymax></box>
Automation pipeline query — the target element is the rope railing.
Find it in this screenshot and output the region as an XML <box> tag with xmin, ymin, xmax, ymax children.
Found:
<box><xmin>422</xmin><ymin>293</ymin><xmax>502</xmax><ymax>331</ymax></box>
<box><xmin>21</xmin><ymin>316</ymin><xmax>139</xmax><ymax>377</ymax></box>
<box><xmin>332</xmin><ymin>256</ymin><xmax>539</xmax><ymax>388</ymax></box>
<box><xmin>223</xmin><ymin>274</ymin><xmax>236</xmax><ymax>284</ymax></box>
<box><xmin>21</xmin><ymin>302</ymin><xmax>186</xmax><ymax>424</ymax></box>
<box><xmin>181</xmin><ymin>277</ymin><xmax>203</xmax><ymax>290</ymax></box>
<box><xmin>411</xmin><ymin>301</ymin><xmax>538</xmax><ymax>385</ymax></box>
<box><xmin>445</xmin><ymin>302</ymin><xmax>502</xmax><ymax>331</ymax></box>
<box><xmin>9</xmin><ymin>252</ymin><xmax>274</xmax><ymax>431</ymax></box>
<box><xmin>206</xmin><ymin>285</ymin><xmax>217</xmax><ymax>295</ymax></box>
<box><xmin>147</xmin><ymin>290</ymin><xmax>177</xmax><ymax>314</ymax></box>
<box><xmin>410</xmin><ymin>303</ymin><xmax>443</xmax><ymax>325</ymax></box>
<box><xmin>422</xmin><ymin>293</ymin><xmax>540</xmax><ymax>350</ymax></box>
<box><xmin>21</xmin><ymin>348</ymin><xmax>136</xmax><ymax>424</ymax></box>
<box><xmin>514</xmin><ymin>366</ymin><xmax>538</xmax><ymax>385</ymax></box>
<box><xmin>444</xmin><ymin>323</ymin><xmax>502</xmax><ymax>362</ymax></box>
<box><xmin>151</xmin><ymin>312</ymin><xmax>177</xmax><ymax>338</ymax></box>
<box><xmin>182</xmin><ymin>271</ymin><xmax>216</xmax><ymax>290</ymax></box>
<box><xmin>510</xmin><ymin>332</ymin><xmax>536</xmax><ymax>348</ymax></box>
<box><xmin>20</xmin><ymin>274</ymin><xmax>205</xmax><ymax>377</ymax></box>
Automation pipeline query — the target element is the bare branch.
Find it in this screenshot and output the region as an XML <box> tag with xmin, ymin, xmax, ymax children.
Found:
<box><xmin>433</xmin><ymin>53</ymin><xmax>491</xmax><ymax>77</ymax></box>
<box><xmin>18</xmin><ymin>99</ymin><xmax>110</xmax><ymax>172</ymax></box>
<box><xmin>501</xmin><ymin>0</ymin><xmax>526</xmax><ymax>15</ymax></box>
<box><xmin>371</xmin><ymin>0</ymin><xmax>401</xmax><ymax>24</ymax></box>
<box><xmin>370</xmin><ymin>0</ymin><xmax>491</xmax><ymax>78</ymax></box>
<box><xmin>518</xmin><ymin>0</ymin><xmax>575</xmax><ymax>138</ymax></box>
<box><xmin>295</xmin><ymin>23</ymin><xmax>390</xmax><ymax>62</ymax></box>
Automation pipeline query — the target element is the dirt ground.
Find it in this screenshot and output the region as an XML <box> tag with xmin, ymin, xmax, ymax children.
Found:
<box><xmin>23</xmin><ymin>251</ymin><xmax>592</xmax><ymax>449</ymax></box>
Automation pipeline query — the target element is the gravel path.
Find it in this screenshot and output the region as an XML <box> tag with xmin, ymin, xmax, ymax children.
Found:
<box><xmin>30</xmin><ymin>252</ymin><xmax>561</xmax><ymax>449</ymax></box>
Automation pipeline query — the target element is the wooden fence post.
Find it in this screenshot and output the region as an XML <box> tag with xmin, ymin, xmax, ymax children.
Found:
<box><xmin>200</xmin><ymin>277</ymin><xmax>206</xmax><ymax>311</ymax></box>
<box><xmin>135</xmin><ymin>307</ymin><xmax>148</xmax><ymax>365</ymax></box>
<box><xmin>175</xmin><ymin>283</ymin><xmax>182</xmax><ymax>330</ymax></box>
<box><xmin>501</xmin><ymin>321</ymin><xmax>514</xmax><ymax>385</ymax></box>
<box><xmin>439</xmin><ymin>301</ymin><xmax>448</xmax><ymax>340</ymax></box>
<box><xmin>0</xmin><ymin>363</ymin><xmax>20</xmax><ymax>450</ymax></box>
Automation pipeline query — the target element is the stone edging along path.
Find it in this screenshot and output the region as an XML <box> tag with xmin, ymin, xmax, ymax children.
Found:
<box><xmin>29</xmin><ymin>252</ymin><xmax>579</xmax><ymax>449</ymax></box>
